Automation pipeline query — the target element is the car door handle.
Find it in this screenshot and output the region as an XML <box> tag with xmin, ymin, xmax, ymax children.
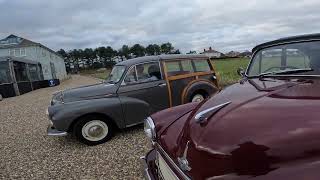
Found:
<box><xmin>158</xmin><ymin>83</ymin><xmax>167</xmax><ymax>87</ymax></box>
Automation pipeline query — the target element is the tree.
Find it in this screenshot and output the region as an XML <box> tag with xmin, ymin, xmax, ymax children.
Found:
<box><xmin>83</xmin><ymin>48</ymin><xmax>95</xmax><ymax>68</ymax></box>
<box><xmin>118</xmin><ymin>45</ymin><xmax>130</xmax><ymax>59</ymax></box>
<box><xmin>146</xmin><ymin>44</ymin><xmax>161</xmax><ymax>55</ymax></box>
<box><xmin>160</xmin><ymin>42</ymin><xmax>174</xmax><ymax>54</ymax></box>
<box><xmin>130</xmin><ymin>44</ymin><xmax>145</xmax><ymax>57</ymax></box>
<box><xmin>57</xmin><ymin>49</ymin><xmax>68</xmax><ymax>58</ymax></box>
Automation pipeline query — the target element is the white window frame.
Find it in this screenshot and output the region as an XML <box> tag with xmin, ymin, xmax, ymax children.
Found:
<box><xmin>20</xmin><ymin>48</ymin><xmax>26</xmax><ymax>56</ymax></box>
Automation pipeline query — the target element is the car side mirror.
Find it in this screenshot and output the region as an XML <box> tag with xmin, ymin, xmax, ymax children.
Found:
<box><xmin>237</xmin><ymin>67</ymin><xmax>245</xmax><ymax>77</ymax></box>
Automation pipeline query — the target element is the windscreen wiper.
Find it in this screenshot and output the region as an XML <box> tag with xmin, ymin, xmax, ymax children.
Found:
<box><xmin>259</xmin><ymin>68</ymin><xmax>313</xmax><ymax>78</ymax></box>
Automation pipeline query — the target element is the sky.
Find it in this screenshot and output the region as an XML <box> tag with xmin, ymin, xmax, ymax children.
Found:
<box><xmin>1</xmin><ymin>0</ymin><xmax>320</xmax><ymax>53</ymax></box>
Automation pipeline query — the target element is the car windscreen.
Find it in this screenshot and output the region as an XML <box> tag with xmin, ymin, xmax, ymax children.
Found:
<box><xmin>247</xmin><ymin>41</ymin><xmax>320</xmax><ymax>77</ymax></box>
<box><xmin>107</xmin><ymin>65</ymin><xmax>126</xmax><ymax>83</ymax></box>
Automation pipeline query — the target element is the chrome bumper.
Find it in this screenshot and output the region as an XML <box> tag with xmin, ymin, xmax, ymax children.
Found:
<box><xmin>140</xmin><ymin>156</ymin><xmax>153</xmax><ymax>180</ymax></box>
<box><xmin>47</xmin><ymin>123</ymin><xmax>68</xmax><ymax>136</ymax></box>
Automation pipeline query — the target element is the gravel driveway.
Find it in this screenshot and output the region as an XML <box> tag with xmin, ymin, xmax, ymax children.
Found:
<box><xmin>0</xmin><ymin>75</ymin><xmax>150</xmax><ymax>179</ymax></box>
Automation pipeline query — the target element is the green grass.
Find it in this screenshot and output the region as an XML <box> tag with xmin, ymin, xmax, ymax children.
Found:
<box><xmin>212</xmin><ymin>58</ymin><xmax>250</xmax><ymax>87</ymax></box>
<box><xmin>80</xmin><ymin>69</ymin><xmax>111</xmax><ymax>80</ymax></box>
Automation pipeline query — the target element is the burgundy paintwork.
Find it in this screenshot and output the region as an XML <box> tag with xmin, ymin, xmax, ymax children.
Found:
<box><xmin>150</xmin><ymin>77</ymin><xmax>320</xmax><ymax>179</ymax></box>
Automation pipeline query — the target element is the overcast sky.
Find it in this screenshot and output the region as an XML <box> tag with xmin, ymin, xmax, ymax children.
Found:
<box><xmin>1</xmin><ymin>0</ymin><xmax>320</xmax><ymax>53</ymax></box>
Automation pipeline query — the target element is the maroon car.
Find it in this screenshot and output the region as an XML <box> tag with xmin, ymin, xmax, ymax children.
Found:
<box><xmin>141</xmin><ymin>33</ymin><xmax>320</xmax><ymax>180</ymax></box>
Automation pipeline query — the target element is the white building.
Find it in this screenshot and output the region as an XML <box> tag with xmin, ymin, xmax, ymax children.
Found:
<box><xmin>0</xmin><ymin>34</ymin><xmax>67</xmax><ymax>80</ymax></box>
<box><xmin>201</xmin><ymin>47</ymin><xmax>223</xmax><ymax>58</ymax></box>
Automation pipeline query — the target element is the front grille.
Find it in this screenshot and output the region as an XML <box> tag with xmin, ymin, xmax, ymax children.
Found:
<box><xmin>156</xmin><ymin>151</ymin><xmax>179</xmax><ymax>180</ymax></box>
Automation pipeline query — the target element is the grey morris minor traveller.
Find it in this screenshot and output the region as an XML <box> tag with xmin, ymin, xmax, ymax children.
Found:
<box><xmin>47</xmin><ymin>54</ymin><xmax>219</xmax><ymax>145</ymax></box>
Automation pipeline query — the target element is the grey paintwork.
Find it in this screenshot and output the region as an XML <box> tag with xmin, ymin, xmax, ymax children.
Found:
<box><xmin>47</xmin><ymin>55</ymin><xmax>215</xmax><ymax>134</ymax></box>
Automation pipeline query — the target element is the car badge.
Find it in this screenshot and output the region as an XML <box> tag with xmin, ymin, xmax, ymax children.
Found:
<box><xmin>178</xmin><ymin>141</ymin><xmax>191</xmax><ymax>171</ymax></box>
<box><xmin>195</xmin><ymin>101</ymin><xmax>231</xmax><ymax>123</ymax></box>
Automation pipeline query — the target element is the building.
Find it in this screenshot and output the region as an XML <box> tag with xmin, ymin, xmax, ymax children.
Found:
<box><xmin>201</xmin><ymin>47</ymin><xmax>222</xmax><ymax>58</ymax></box>
<box><xmin>0</xmin><ymin>34</ymin><xmax>67</xmax><ymax>80</ymax></box>
<box><xmin>0</xmin><ymin>56</ymin><xmax>62</xmax><ymax>99</ymax></box>
<box><xmin>226</xmin><ymin>51</ymin><xmax>241</xmax><ymax>58</ymax></box>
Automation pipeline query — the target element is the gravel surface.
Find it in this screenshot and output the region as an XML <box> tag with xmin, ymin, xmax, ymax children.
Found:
<box><xmin>0</xmin><ymin>75</ymin><xmax>151</xmax><ymax>179</ymax></box>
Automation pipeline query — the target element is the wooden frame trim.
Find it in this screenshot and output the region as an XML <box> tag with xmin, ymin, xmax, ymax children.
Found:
<box><xmin>162</xmin><ymin>61</ymin><xmax>173</xmax><ymax>107</ymax></box>
<box><xmin>208</xmin><ymin>59</ymin><xmax>220</xmax><ymax>89</ymax></box>
<box><xmin>167</xmin><ymin>71</ymin><xmax>214</xmax><ymax>81</ymax></box>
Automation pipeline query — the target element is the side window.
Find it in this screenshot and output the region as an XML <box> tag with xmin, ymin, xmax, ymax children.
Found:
<box><xmin>193</xmin><ymin>60</ymin><xmax>211</xmax><ymax>72</ymax></box>
<box><xmin>165</xmin><ymin>60</ymin><xmax>193</xmax><ymax>77</ymax></box>
<box><xmin>124</xmin><ymin>67</ymin><xmax>137</xmax><ymax>84</ymax></box>
<box><xmin>136</xmin><ymin>62</ymin><xmax>161</xmax><ymax>82</ymax></box>
<box><xmin>181</xmin><ymin>60</ymin><xmax>194</xmax><ymax>73</ymax></box>
<box><xmin>124</xmin><ymin>62</ymin><xmax>161</xmax><ymax>85</ymax></box>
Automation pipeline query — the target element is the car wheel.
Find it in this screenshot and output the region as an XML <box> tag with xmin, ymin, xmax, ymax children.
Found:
<box><xmin>191</xmin><ymin>94</ymin><xmax>205</xmax><ymax>102</ymax></box>
<box><xmin>73</xmin><ymin>116</ymin><xmax>114</xmax><ymax>146</ymax></box>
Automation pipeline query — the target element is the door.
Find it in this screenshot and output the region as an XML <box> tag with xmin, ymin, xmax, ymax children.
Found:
<box><xmin>50</xmin><ymin>62</ymin><xmax>57</xmax><ymax>79</ymax></box>
<box><xmin>117</xmin><ymin>61</ymin><xmax>169</xmax><ymax>126</ymax></box>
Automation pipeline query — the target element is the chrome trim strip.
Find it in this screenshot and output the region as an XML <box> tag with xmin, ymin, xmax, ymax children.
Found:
<box><xmin>140</xmin><ymin>156</ymin><xmax>152</xmax><ymax>180</ymax></box>
<box><xmin>47</xmin><ymin>124</ymin><xmax>68</xmax><ymax>136</ymax></box>
<box><xmin>156</xmin><ymin>143</ymin><xmax>191</xmax><ymax>180</ymax></box>
<box><xmin>195</xmin><ymin>101</ymin><xmax>231</xmax><ymax>123</ymax></box>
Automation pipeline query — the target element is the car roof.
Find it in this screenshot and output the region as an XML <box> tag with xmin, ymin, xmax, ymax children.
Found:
<box><xmin>116</xmin><ymin>54</ymin><xmax>208</xmax><ymax>66</ymax></box>
<box><xmin>252</xmin><ymin>33</ymin><xmax>320</xmax><ymax>53</ymax></box>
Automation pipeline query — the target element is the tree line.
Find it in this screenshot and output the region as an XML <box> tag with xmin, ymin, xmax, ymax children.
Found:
<box><xmin>57</xmin><ymin>42</ymin><xmax>180</xmax><ymax>69</ymax></box>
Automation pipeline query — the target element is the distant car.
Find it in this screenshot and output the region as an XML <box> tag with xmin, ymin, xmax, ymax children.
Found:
<box><xmin>47</xmin><ymin>55</ymin><xmax>219</xmax><ymax>145</ymax></box>
<box><xmin>141</xmin><ymin>34</ymin><xmax>320</xmax><ymax>179</ymax></box>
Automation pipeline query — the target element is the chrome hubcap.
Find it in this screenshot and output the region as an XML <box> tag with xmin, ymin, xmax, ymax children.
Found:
<box><xmin>82</xmin><ymin>120</ymin><xmax>108</xmax><ymax>142</ymax></box>
<box><xmin>192</xmin><ymin>94</ymin><xmax>204</xmax><ymax>102</ymax></box>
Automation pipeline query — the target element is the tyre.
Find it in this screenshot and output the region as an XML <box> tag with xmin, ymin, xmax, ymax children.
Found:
<box><xmin>73</xmin><ymin>116</ymin><xmax>114</xmax><ymax>146</ymax></box>
<box><xmin>191</xmin><ymin>93</ymin><xmax>205</xmax><ymax>102</ymax></box>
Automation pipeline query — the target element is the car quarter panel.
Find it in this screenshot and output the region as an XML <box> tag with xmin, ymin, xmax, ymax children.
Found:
<box><xmin>48</xmin><ymin>97</ymin><xmax>124</xmax><ymax>131</ymax></box>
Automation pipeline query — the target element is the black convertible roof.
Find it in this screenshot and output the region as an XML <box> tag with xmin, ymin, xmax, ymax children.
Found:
<box><xmin>252</xmin><ymin>33</ymin><xmax>320</xmax><ymax>53</ymax></box>
<box><xmin>116</xmin><ymin>54</ymin><xmax>207</xmax><ymax>66</ymax></box>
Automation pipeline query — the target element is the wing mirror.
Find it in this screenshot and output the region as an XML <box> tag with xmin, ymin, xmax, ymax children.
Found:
<box><xmin>237</xmin><ymin>67</ymin><xmax>245</xmax><ymax>77</ymax></box>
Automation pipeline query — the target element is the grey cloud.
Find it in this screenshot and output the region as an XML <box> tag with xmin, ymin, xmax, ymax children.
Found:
<box><xmin>1</xmin><ymin>0</ymin><xmax>320</xmax><ymax>53</ymax></box>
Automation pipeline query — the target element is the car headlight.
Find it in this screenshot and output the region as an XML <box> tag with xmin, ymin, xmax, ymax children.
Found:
<box><xmin>144</xmin><ymin>117</ymin><xmax>156</xmax><ymax>140</ymax></box>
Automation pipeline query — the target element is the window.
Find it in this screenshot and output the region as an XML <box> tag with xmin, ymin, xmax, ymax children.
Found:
<box><xmin>248</xmin><ymin>43</ymin><xmax>314</xmax><ymax>76</ymax></box>
<box><xmin>123</xmin><ymin>62</ymin><xmax>161</xmax><ymax>85</ymax></box>
<box><xmin>13</xmin><ymin>62</ymin><xmax>29</xmax><ymax>82</ymax></box>
<box><xmin>29</xmin><ymin>64</ymin><xmax>40</xmax><ymax>81</ymax></box>
<box><xmin>14</xmin><ymin>49</ymin><xmax>20</xmax><ymax>56</ymax></box>
<box><xmin>107</xmin><ymin>65</ymin><xmax>126</xmax><ymax>83</ymax></box>
<box><xmin>20</xmin><ymin>48</ymin><xmax>26</xmax><ymax>56</ymax></box>
<box><xmin>9</xmin><ymin>49</ymin><xmax>14</xmax><ymax>56</ymax></box>
<box><xmin>136</xmin><ymin>62</ymin><xmax>161</xmax><ymax>82</ymax></box>
<box><xmin>0</xmin><ymin>61</ymin><xmax>11</xmax><ymax>84</ymax></box>
<box><xmin>181</xmin><ymin>60</ymin><xmax>194</xmax><ymax>73</ymax></box>
<box><xmin>165</xmin><ymin>59</ymin><xmax>212</xmax><ymax>76</ymax></box>
<box><xmin>124</xmin><ymin>67</ymin><xmax>137</xmax><ymax>84</ymax></box>
<box><xmin>193</xmin><ymin>59</ymin><xmax>211</xmax><ymax>72</ymax></box>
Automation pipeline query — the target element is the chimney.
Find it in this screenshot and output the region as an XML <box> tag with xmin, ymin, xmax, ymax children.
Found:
<box><xmin>209</xmin><ymin>47</ymin><xmax>212</xmax><ymax>51</ymax></box>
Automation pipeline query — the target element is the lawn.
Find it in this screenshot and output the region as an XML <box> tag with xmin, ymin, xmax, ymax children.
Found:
<box><xmin>79</xmin><ymin>68</ymin><xmax>111</xmax><ymax>80</ymax></box>
<box><xmin>80</xmin><ymin>57</ymin><xmax>251</xmax><ymax>87</ymax></box>
<box><xmin>212</xmin><ymin>58</ymin><xmax>250</xmax><ymax>87</ymax></box>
